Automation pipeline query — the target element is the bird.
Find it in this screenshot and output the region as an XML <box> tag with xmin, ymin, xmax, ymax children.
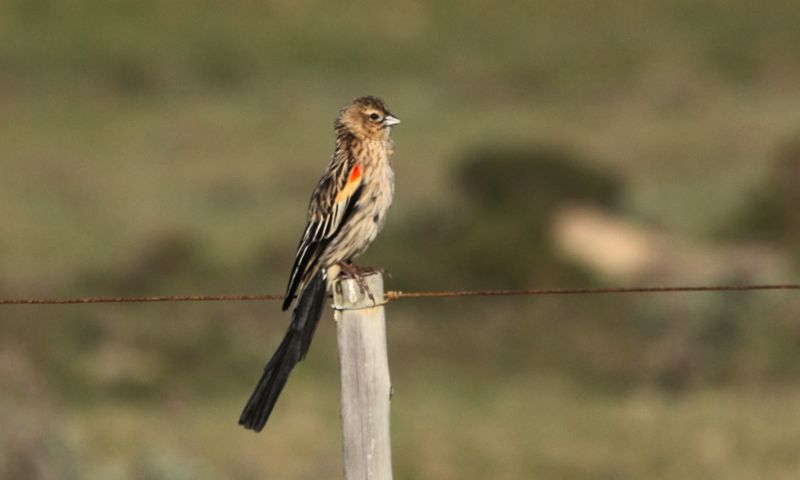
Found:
<box><xmin>239</xmin><ymin>96</ymin><xmax>400</xmax><ymax>432</ymax></box>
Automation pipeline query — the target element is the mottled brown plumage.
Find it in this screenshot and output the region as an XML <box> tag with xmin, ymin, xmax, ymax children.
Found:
<box><xmin>283</xmin><ymin>96</ymin><xmax>398</xmax><ymax>308</ymax></box>
<box><xmin>240</xmin><ymin>96</ymin><xmax>399</xmax><ymax>432</ymax></box>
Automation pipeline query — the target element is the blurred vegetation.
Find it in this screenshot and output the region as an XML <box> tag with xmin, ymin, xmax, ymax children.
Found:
<box><xmin>2</xmin><ymin>0</ymin><xmax>800</xmax><ymax>479</ymax></box>
<box><xmin>724</xmin><ymin>137</ymin><xmax>800</xmax><ymax>259</ymax></box>
<box><xmin>380</xmin><ymin>145</ymin><xmax>623</xmax><ymax>289</ymax></box>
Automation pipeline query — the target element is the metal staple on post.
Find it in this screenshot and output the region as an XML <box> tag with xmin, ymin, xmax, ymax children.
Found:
<box><xmin>334</xmin><ymin>273</ymin><xmax>393</xmax><ymax>480</ymax></box>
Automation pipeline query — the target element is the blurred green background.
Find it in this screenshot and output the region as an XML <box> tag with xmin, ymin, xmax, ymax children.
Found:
<box><xmin>2</xmin><ymin>0</ymin><xmax>800</xmax><ymax>478</ymax></box>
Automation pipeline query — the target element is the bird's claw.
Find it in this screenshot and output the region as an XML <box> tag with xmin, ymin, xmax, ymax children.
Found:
<box><xmin>337</xmin><ymin>261</ymin><xmax>377</xmax><ymax>304</ymax></box>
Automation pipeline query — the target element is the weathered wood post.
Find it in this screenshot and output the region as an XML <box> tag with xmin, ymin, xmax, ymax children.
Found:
<box><xmin>333</xmin><ymin>272</ymin><xmax>393</xmax><ymax>480</ymax></box>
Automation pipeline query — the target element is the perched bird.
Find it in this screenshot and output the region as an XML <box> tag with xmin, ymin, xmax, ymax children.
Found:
<box><xmin>239</xmin><ymin>96</ymin><xmax>400</xmax><ymax>432</ymax></box>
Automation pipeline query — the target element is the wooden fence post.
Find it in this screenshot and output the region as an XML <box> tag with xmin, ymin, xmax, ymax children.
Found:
<box><xmin>334</xmin><ymin>273</ymin><xmax>393</xmax><ymax>480</ymax></box>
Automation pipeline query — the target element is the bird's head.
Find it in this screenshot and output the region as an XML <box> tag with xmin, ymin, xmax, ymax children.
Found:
<box><xmin>335</xmin><ymin>96</ymin><xmax>400</xmax><ymax>140</ymax></box>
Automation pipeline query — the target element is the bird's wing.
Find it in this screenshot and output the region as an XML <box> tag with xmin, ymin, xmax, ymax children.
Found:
<box><xmin>282</xmin><ymin>152</ymin><xmax>364</xmax><ymax>310</ymax></box>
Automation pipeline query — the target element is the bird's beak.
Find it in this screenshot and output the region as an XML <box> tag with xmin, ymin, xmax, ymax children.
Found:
<box><xmin>383</xmin><ymin>115</ymin><xmax>401</xmax><ymax>126</ymax></box>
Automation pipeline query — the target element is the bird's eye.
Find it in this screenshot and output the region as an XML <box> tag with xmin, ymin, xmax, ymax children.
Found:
<box><xmin>369</xmin><ymin>113</ymin><xmax>381</xmax><ymax>121</ymax></box>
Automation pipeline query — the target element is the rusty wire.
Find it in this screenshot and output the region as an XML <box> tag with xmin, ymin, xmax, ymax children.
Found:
<box><xmin>0</xmin><ymin>284</ymin><xmax>798</xmax><ymax>305</ymax></box>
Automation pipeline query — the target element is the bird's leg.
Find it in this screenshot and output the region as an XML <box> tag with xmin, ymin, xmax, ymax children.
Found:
<box><xmin>336</xmin><ymin>261</ymin><xmax>375</xmax><ymax>303</ymax></box>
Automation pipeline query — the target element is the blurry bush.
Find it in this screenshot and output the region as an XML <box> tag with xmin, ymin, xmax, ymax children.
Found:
<box><xmin>382</xmin><ymin>144</ymin><xmax>623</xmax><ymax>290</ymax></box>
<box><xmin>376</xmin><ymin>143</ymin><xmax>800</xmax><ymax>393</ymax></box>
<box><xmin>725</xmin><ymin>135</ymin><xmax>800</xmax><ymax>265</ymax></box>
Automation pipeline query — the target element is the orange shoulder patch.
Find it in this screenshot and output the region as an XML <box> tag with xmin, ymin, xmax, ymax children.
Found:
<box><xmin>349</xmin><ymin>164</ymin><xmax>362</xmax><ymax>183</ymax></box>
<box><xmin>335</xmin><ymin>164</ymin><xmax>363</xmax><ymax>202</ymax></box>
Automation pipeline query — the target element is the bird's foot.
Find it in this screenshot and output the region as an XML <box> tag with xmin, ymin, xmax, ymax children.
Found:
<box><xmin>336</xmin><ymin>261</ymin><xmax>376</xmax><ymax>303</ymax></box>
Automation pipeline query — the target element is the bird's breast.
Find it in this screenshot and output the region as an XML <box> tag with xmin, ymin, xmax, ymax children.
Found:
<box><xmin>319</xmin><ymin>138</ymin><xmax>395</xmax><ymax>265</ymax></box>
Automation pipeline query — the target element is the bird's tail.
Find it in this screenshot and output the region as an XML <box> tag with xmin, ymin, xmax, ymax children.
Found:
<box><xmin>239</xmin><ymin>271</ymin><xmax>327</xmax><ymax>432</ymax></box>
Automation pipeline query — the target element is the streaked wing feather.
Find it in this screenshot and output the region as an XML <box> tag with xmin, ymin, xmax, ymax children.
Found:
<box><xmin>282</xmin><ymin>154</ymin><xmax>362</xmax><ymax>310</ymax></box>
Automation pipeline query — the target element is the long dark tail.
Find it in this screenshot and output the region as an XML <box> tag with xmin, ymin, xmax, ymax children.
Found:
<box><xmin>239</xmin><ymin>272</ymin><xmax>327</xmax><ymax>432</ymax></box>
